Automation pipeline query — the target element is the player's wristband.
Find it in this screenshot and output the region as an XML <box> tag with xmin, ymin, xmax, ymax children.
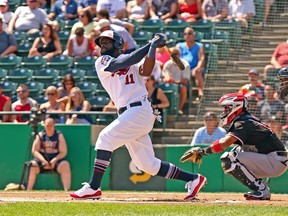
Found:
<box><xmin>147</xmin><ymin>44</ymin><xmax>157</xmax><ymax>58</ymax></box>
<box><xmin>204</xmin><ymin>139</ymin><xmax>224</xmax><ymax>154</ymax></box>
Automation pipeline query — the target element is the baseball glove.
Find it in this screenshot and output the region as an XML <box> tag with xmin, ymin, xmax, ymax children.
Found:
<box><xmin>180</xmin><ymin>147</ymin><xmax>204</xmax><ymax>166</ymax></box>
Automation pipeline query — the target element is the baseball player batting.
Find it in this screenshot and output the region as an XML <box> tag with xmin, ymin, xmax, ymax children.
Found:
<box><xmin>70</xmin><ymin>30</ymin><xmax>207</xmax><ymax>200</ymax></box>
<box><xmin>181</xmin><ymin>93</ymin><xmax>288</xmax><ymax>200</ymax></box>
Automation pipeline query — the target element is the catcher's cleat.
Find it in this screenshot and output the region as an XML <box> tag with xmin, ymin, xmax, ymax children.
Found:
<box><xmin>244</xmin><ymin>183</ymin><xmax>271</xmax><ymax>200</ymax></box>
<box><xmin>184</xmin><ymin>174</ymin><xmax>207</xmax><ymax>200</ymax></box>
<box><xmin>70</xmin><ymin>182</ymin><xmax>102</xmax><ymax>199</ymax></box>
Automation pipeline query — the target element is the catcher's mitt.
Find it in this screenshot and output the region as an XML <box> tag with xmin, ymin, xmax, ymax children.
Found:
<box><xmin>180</xmin><ymin>147</ymin><xmax>205</xmax><ymax>166</ymax></box>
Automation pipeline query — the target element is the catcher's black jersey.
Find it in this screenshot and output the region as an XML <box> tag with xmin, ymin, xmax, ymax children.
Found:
<box><xmin>228</xmin><ymin>113</ymin><xmax>286</xmax><ymax>154</ymax></box>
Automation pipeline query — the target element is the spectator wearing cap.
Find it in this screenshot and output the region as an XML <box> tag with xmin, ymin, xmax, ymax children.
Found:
<box><xmin>0</xmin><ymin>17</ymin><xmax>17</xmax><ymax>57</ymax></box>
<box><xmin>0</xmin><ymin>82</ymin><xmax>12</xmax><ymax>122</ymax></box>
<box><xmin>0</xmin><ymin>0</ymin><xmax>14</xmax><ymax>31</ymax></box>
<box><xmin>94</xmin><ymin>19</ymin><xmax>137</xmax><ymax>54</ymax></box>
<box><xmin>64</xmin><ymin>27</ymin><xmax>91</xmax><ymax>60</ymax></box>
<box><xmin>96</xmin><ymin>0</ymin><xmax>127</xmax><ymax>19</ymax></box>
<box><xmin>190</xmin><ymin>111</ymin><xmax>226</xmax><ymax>146</ymax></box>
<box><xmin>238</xmin><ymin>69</ymin><xmax>265</xmax><ymax>101</ymax></box>
<box><xmin>48</xmin><ymin>0</ymin><xmax>78</xmax><ymax>21</ymax></box>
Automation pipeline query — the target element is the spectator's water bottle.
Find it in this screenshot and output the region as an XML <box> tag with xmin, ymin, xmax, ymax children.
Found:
<box><xmin>60</xmin><ymin>116</ymin><xmax>65</xmax><ymax>124</ymax></box>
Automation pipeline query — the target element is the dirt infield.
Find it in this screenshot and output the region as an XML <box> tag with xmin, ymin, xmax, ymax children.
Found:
<box><xmin>0</xmin><ymin>191</ymin><xmax>288</xmax><ymax>206</ymax></box>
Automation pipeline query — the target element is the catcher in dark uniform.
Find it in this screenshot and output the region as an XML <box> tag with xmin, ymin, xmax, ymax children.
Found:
<box><xmin>276</xmin><ymin>66</ymin><xmax>288</xmax><ymax>100</ymax></box>
<box><xmin>181</xmin><ymin>93</ymin><xmax>288</xmax><ymax>200</ymax></box>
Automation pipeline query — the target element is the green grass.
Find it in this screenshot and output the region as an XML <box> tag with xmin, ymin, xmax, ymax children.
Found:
<box><xmin>0</xmin><ymin>203</ymin><xmax>288</xmax><ymax>216</ymax></box>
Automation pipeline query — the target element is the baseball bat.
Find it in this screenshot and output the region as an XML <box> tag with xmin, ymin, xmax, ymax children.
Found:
<box><xmin>164</xmin><ymin>45</ymin><xmax>185</xmax><ymax>71</ymax></box>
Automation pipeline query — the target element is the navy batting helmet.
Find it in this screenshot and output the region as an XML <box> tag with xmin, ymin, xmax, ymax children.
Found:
<box><xmin>277</xmin><ymin>67</ymin><xmax>288</xmax><ymax>79</ymax></box>
<box><xmin>95</xmin><ymin>30</ymin><xmax>124</xmax><ymax>52</ymax></box>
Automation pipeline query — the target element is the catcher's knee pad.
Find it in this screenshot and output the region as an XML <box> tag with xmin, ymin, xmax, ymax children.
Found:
<box><xmin>220</xmin><ymin>151</ymin><xmax>262</xmax><ymax>191</ymax></box>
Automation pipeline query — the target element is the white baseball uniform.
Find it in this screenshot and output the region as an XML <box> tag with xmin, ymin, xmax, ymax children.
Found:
<box><xmin>94</xmin><ymin>54</ymin><xmax>161</xmax><ymax>175</ymax></box>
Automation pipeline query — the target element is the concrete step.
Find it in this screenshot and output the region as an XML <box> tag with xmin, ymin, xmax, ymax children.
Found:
<box><xmin>161</xmin><ymin>136</ymin><xmax>192</xmax><ymax>145</ymax></box>
<box><xmin>153</xmin><ymin>128</ymin><xmax>195</xmax><ymax>137</ymax></box>
<box><xmin>251</xmin><ymin>47</ymin><xmax>275</xmax><ymax>54</ymax></box>
<box><xmin>174</xmin><ymin>121</ymin><xmax>205</xmax><ymax>129</ymax></box>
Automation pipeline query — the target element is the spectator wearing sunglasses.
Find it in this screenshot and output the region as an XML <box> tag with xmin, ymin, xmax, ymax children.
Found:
<box><xmin>57</xmin><ymin>74</ymin><xmax>76</xmax><ymax>106</ymax></box>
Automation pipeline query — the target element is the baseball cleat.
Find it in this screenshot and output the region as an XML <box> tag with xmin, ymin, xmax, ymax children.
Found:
<box><xmin>70</xmin><ymin>182</ymin><xmax>102</xmax><ymax>199</ymax></box>
<box><xmin>244</xmin><ymin>183</ymin><xmax>271</xmax><ymax>200</ymax></box>
<box><xmin>184</xmin><ymin>174</ymin><xmax>207</xmax><ymax>200</ymax></box>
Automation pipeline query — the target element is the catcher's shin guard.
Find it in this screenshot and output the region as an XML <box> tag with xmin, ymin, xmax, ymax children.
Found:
<box><xmin>220</xmin><ymin>151</ymin><xmax>264</xmax><ymax>191</ymax></box>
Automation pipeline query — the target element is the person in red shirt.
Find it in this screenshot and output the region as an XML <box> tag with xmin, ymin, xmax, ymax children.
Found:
<box><xmin>11</xmin><ymin>84</ymin><xmax>38</xmax><ymax>123</ymax></box>
<box><xmin>0</xmin><ymin>83</ymin><xmax>12</xmax><ymax>122</ymax></box>
<box><xmin>178</xmin><ymin>0</ymin><xmax>202</xmax><ymax>22</ymax></box>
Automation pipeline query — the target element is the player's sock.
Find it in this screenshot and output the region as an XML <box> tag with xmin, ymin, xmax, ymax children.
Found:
<box><xmin>156</xmin><ymin>161</ymin><xmax>198</xmax><ymax>181</ymax></box>
<box><xmin>89</xmin><ymin>150</ymin><xmax>112</xmax><ymax>190</ymax></box>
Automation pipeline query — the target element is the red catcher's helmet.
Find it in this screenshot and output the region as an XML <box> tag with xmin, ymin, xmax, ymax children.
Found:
<box><xmin>218</xmin><ymin>93</ymin><xmax>248</xmax><ymax>126</ymax></box>
<box><xmin>95</xmin><ymin>30</ymin><xmax>124</xmax><ymax>53</ymax></box>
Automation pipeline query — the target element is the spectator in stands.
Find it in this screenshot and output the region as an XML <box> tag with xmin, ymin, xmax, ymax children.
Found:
<box><xmin>202</xmin><ymin>0</ymin><xmax>229</xmax><ymax>21</ymax></box>
<box><xmin>238</xmin><ymin>69</ymin><xmax>265</xmax><ymax>101</ymax></box>
<box><xmin>94</xmin><ymin>19</ymin><xmax>137</xmax><ymax>54</ymax></box>
<box><xmin>227</xmin><ymin>0</ymin><xmax>255</xmax><ymax>28</ymax></box>
<box><xmin>257</xmin><ymin>83</ymin><xmax>285</xmax><ymax>125</ymax></box>
<box><xmin>126</xmin><ymin>0</ymin><xmax>150</xmax><ymax>22</ymax></box>
<box><xmin>190</xmin><ymin>111</ymin><xmax>226</xmax><ymax>146</ymax></box>
<box><xmin>262</xmin><ymin>0</ymin><xmax>275</xmax><ymax>27</ymax></box>
<box><xmin>246</xmin><ymin>96</ymin><xmax>258</xmax><ymax>117</ymax></box>
<box><xmin>65</xmin><ymin>87</ymin><xmax>92</xmax><ymax>124</ymax></box>
<box><xmin>11</xmin><ymin>84</ymin><xmax>38</xmax><ymax>123</ymax></box>
<box><xmin>156</xmin><ymin>46</ymin><xmax>170</xmax><ymax>69</ymax></box>
<box><xmin>0</xmin><ymin>0</ymin><xmax>13</xmax><ymax>31</ymax></box>
<box><xmin>0</xmin><ymin>83</ymin><xmax>12</xmax><ymax>122</ymax></box>
<box><xmin>97</xmin><ymin>8</ymin><xmax>135</xmax><ymax>36</ymax></box>
<box><xmin>48</xmin><ymin>0</ymin><xmax>78</xmax><ymax>21</ymax></box>
<box><xmin>8</xmin><ymin>0</ymin><xmax>50</xmax><ymax>33</ymax></box>
<box><xmin>178</xmin><ymin>0</ymin><xmax>202</xmax><ymax>22</ymax></box>
<box><xmin>145</xmin><ymin>75</ymin><xmax>170</xmax><ymax>119</ymax></box>
<box><xmin>162</xmin><ymin>47</ymin><xmax>190</xmax><ymax>115</ymax></box>
<box><xmin>71</xmin><ymin>10</ymin><xmax>95</xmax><ymax>36</ymax></box>
<box><xmin>27</xmin><ymin>117</ymin><xmax>71</xmax><ymax>190</ymax></box>
<box><xmin>0</xmin><ymin>18</ymin><xmax>17</xmax><ymax>57</ymax></box>
<box><xmin>64</xmin><ymin>27</ymin><xmax>91</xmax><ymax>60</ymax></box>
<box><xmin>28</xmin><ymin>23</ymin><xmax>62</xmax><ymax>60</ymax></box>
<box><xmin>139</xmin><ymin>57</ymin><xmax>162</xmax><ymax>82</ymax></box>
<box><xmin>176</xmin><ymin>27</ymin><xmax>205</xmax><ymax>101</ymax></box>
<box><xmin>78</xmin><ymin>0</ymin><xmax>98</xmax><ymax>18</ymax></box>
<box><xmin>150</xmin><ymin>0</ymin><xmax>178</xmax><ymax>22</ymax></box>
<box><xmin>264</xmin><ymin>39</ymin><xmax>288</xmax><ymax>80</ymax></box>
<box><xmin>96</xmin><ymin>0</ymin><xmax>127</xmax><ymax>19</ymax></box>
<box><xmin>57</xmin><ymin>74</ymin><xmax>76</xmax><ymax>106</ymax></box>
<box><xmin>40</xmin><ymin>86</ymin><xmax>64</xmax><ymax>122</ymax></box>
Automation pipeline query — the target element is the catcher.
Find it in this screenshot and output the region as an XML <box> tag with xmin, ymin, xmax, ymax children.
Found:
<box><xmin>276</xmin><ymin>66</ymin><xmax>288</xmax><ymax>101</ymax></box>
<box><xmin>181</xmin><ymin>93</ymin><xmax>288</xmax><ymax>200</ymax></box>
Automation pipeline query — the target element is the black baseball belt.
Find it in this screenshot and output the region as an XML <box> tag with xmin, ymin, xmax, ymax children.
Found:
<box><xmin>118</xmin><ymin>101</ymin><xmax>142</xmax><ymax>115</ymax></box>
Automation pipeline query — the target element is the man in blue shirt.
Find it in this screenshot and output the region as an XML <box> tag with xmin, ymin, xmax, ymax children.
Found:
<box><xmin>48</xmin><ymin>0</ymin><xmax>79</xmax><ymax>20</ymax></box>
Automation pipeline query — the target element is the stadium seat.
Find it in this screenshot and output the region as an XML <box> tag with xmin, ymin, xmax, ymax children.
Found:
<box><xmin>16</xmin><ymin>41</ymin><xmax>32</xmax><ymax>57</ymax></box>
<box><xmin>26</xmin><ymin>31</ymin><xmax>41</xmax><ymax>43</ymax></box>
<box><xmin>74</xmin><ymin>56</ymin><xmax>96</xmax><ymax>71</ymax></box>
<box><xmin>163</xmin><ymin>30</ymin><xmax>179</xmax><ymax>47</ymax></box>
<box><xmin>132</xmin><ymin>30</ymin><xmax>153</xmax><ymax>47</ymax></box>
<box><xmin>190</xmin><ymin>20</ymin><xmax>215</xmax><ymax>37</ymax></box>
<box><xmin>46</xmin><ymin>55</ymin><xmax>73</xmax><ymax>71</ymax></box>
<box><xmin>84</xmin><ymin>69</ymin><xmax>99</xmax><ymax>83</ymax></box>
<box><xmin>59</xmin><ymin>68</ymin><xmax>85</xmax><ymax>82</ymax></box>
<box><xmin>0</xmin><ymin>56</ymin><xmax>22</xmax><ymax>72</ymax></box>
<box><xmin>21</xmin><ymin>56</ymin><xmax>47</xmax><ymax>71</ymax></box>
<box><xmin>77</xmin><ymin>81</ymin><xmax>97</xmax><ymax>98</ymax></box>
<box><xmin>0</xmin><ymin>68</ymin><xmax>8</xmax><ymax>82</ymax></box>
<box><xmin>25</xmin><ymin>81</ymin><xmax>45</xmax><ymax>98</ymax></box>
<box><xmin>127</xmin><ymin>19</ymin><xmax>141</xmax><ymax>31</ymax></box>
<box><xmin>139</xmin><ymin>19</ymin><xmax>165</xmax><ymax>35</ymax></box>
<box><xmin>34</xmin><ymin>95</ymin><xmax>48</xmax><ymax>104</ymax></box>
<box><xmin>58</xmin><ymin>19</ymin><xmax>79</xmax><ymax>31</ymax></box>
<box><xmin>165</xmin><ymin>19</ymin><xmax>190</xmax><ymax>33</ymax></box>
<box><xmin>203</xmin><ymin>43</ymin><xmax>218</xmax><ymax>72</ymax></box>
<box><xmin>178</xmin><ymin>31</ymin><xmax>204</xmax><ymax>43</ymax></box>
<box><xmin>7</xmin><ymin>68</ymin><xmax>33</xmax><ymax>84</ymax></box>
<box><xmin>0</xmin><ymin>81</ymin><xmax>18</xmax><ymax>96</ymax></box>
<box><xmin>33</xmin><ymin>68</ymin><xmax>59</xmax><ymax>85</ymax></box>
<box><xmin>57</xmin><ymin>30</ymin><xmax>70</xmax><ymax>49</ymax></box>
<box><xmin>158</xmin><ymin>83</ymin><xmax>179</xmax><ymax>116</ymax></box>
<box><xmin>13</xmin><ymin>31</ymin><xmax>27</xmax><ymax>44</ymax></box>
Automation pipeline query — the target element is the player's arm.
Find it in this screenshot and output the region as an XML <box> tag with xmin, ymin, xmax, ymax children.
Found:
<box><xmin>204</xmin><ymin>134</ymin><xmax>238</xmax><ymax>155</ymax></box>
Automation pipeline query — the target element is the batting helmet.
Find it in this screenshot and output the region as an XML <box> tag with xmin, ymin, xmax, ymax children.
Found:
<box><xmin>277</xmin><ymin>67</ymin><xmax>288</xmax><ymax>79</ymax></box>
<box><xmin>218</xmin><ymin>93</ymin><xmax>248</xmax><ymax>126</ymax></box>
<box><xmin>95</xmin><ymin>30</ymin><xmax>124</xmax><ymax>52</ymax></box>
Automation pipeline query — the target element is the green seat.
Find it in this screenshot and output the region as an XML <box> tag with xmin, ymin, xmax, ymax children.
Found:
<box><xmin>7</xmin><ymin>68</ymin><xmax>33</xmax><ymax>84</ymax></box>
<box><xmin>25</xmin><ymin>81</ymin><xmax>45</xmax><ymax>97</ymax></box>
<box><xmin>202</xmin><ymin>30</ymin><xmax>230</xmax><ymax>60</ymax></box>
<box><xmin>57</xmin><ymin>30</ymin><xmax>70</xmax><ymax>49</ymax></box>
<box><xmin>60</xmin><ymin>68</ymin><xmax>85</xmax><ymax>82</ymax></box>
<box><xmin>46</xmin><ymin>55</ymin><xmax>73</xmax><ymax>71</ymax></box>
<box><xmin>139</xmin><ymin>19</ymin><xmax>165</xmax><ymax>35</ymax></box>
<box><xmin>74</xmin><ymin>56</ymin><xmax>96</xmax><ymax>71</ymax></box>
<box><xmin>34</xmin><ymin>95</ymin><xmax>48</xmax><ymax>104</ymax></box>
<box><xmin>33</xmin><ymin>68</ymin><xmax>59</xmax><ymax>84</ymax></box>
<box><xmin>0</xmin><ymin>56</ymin><xmax>22</xmax><ymax>72</ymax></box>
<box><xmin>85</xmin><ymin>69</ymin><xmax>99</xmax><ymax>83</ymax></box>
<box><xmin>190</xmin><ymin>19</ymin><xmax>215</xmax><ymax>37</ymax></box>
<box><xmin>203</xmin><ymin>43</ymin><xmax>218</xmax><ymax>72</ymax></box>
<box><xmin>13</xmin><ymin>31</ymin><xmax>27</xmax><ymax>44</ymax></box>
<box><xmin>133</xmin><ymin>30</ymin><xmax>153</xmax><ymax>46</ymax></box>
<box><xmin>127</xmin><ymin>19</ymin><xmax>141</xmax><ymax>31</ymax></box>
<box><xmin>21</xmin><ymin>56</ymin><xmax>47</xmax><ymax>71</ymax></box>
<box><xmin>0</xmin><ymin>68</ymin><xmax>8</xmax><ymax>82</ymax></box>
<box><xmin>96</xmin><ymin>82</ymin><xmax>108</xmax><ymax>97</ymax></box>
<box><xmin>26</xmin><ymin>32</ymin><xmax>41</xmax><ymax>43</ymax></box>
<box><xmin>165</xmin><ymin>19</ymin><xmax>190</xmax><ymax>34</ymax></box>
<box><xmin>0</xmin><ymin>81</ymin><xmax>18</xmax><ymax>96</ymax></box>
<box><xmin>178</xmin><ymin>31</ymin><xmax>204</xmax><ymax>43</ymax></box>
<box><xmin>58</xmin><ymin>19</ymin><xmax>78</xmax><ymax>31</ymax></box>
<box><xmin>158</xmin><ymin>83</ymin><xmax>179</xmax><ymax>116</ymax></box>
<box><xmin>163</xmin><ymin>31</ymin><xmax>179</xmax><ymax>47</ymax></box>
<box><xmin>8</xmin><ymin>0</ymin><xmax>19</xmax><ymax>11</ymax></box>
<box><xmin>77</xmin><ymin>81</ymin><xmax>97</xmax><ymax>98</ymax></box>
<box><xmin>16</xmin><ymin>41</ymin><xmax>31</xmax><ymax>57</ymax></box>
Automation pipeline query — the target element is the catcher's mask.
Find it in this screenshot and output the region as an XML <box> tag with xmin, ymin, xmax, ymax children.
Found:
<box><xmin>276</xmin><ymin>67</ymin><xmax>288</xmax><ymax>99</ymax></box>
<box><xmin>95</xmin><ymin>30</ymin><xmax>124</xmax><ymax>57</ymax></box>
<box><xmin>218</xmin><ymin>93</ymin><xmax>247</xmax><ymax>126</ymax></box>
